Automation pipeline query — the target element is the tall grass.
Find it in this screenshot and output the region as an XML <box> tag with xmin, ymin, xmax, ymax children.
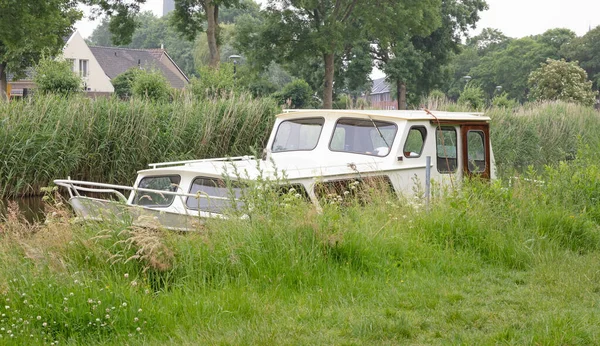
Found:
<box><xmin>1</xmin><ymin>151</ymin><xmax>600</xmax><ymax>344</ymax></box>
<box><xmin>0</xmin><ymin>93</ymin><xmax>279</xmax><ymax>197</ymax></box>
<box><xmin>421</xmin><ymin>97</ymin><xmax>600</xmax><ymax>177</ymax></box>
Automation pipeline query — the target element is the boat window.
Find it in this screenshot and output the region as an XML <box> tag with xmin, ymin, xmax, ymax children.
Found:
<box><xmin>436</xmin><ymin>127</ymin><xmax>457</xmax><ymax>173</ymax></box>
<box><xmin>134</xmin><ymin>175</ymin><xmax>181</xmax><ymax>207</ymax></box>
<box><xmin>403</xmin><ymin>126</ymin><xmax>427</xmax><ymax>158</ymax></box>
<box><xmin>314</xmin><ymin>176</ymin><xmax>395</xmax><ymax>204</ymax></box>
<box><xmin>467</xmin><ymin>130</ymin><xmax>486</xmax><ymax>173</ymax></box>
<box><xmin>329</xmin><ymin>118</ymin><xmax>397</xmax><ymax>156</ymax></box>
<box><xmin>186</xmin><ymin>177</ymin><xmax>244</xmax><ymax>214</ymax></box>
<box><xmin>272</xmin><ymin>117</ymin><xmax>324</xmax><ymax>152</ymax></box>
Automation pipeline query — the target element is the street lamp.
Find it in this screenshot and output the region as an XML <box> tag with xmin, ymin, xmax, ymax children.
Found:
<box><xmin>228</xmin><ymin>54</ymin><xmax>242</xmax><ymax>76</ymax></box>
<box><xmin>495</xmin><ymin>85</ymin><xmax>503</xmax><ymax>93</ymax></box>
<box><xmin>462</xmin><ymin>75</ymin><xmax>472</xmax><ymax>84</ymax></box>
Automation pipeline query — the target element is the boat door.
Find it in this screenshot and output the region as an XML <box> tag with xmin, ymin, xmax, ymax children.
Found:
<box><xmin>460</xmin><ymin>125</ymin><xmax>491</xmax><ymax>179</ymax></box>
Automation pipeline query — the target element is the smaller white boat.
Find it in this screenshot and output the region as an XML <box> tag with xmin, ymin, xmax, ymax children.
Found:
<box><xmin>55</xmin><ymin>109</ymin><xmax>495</xmax><ymax>230</ymax></box>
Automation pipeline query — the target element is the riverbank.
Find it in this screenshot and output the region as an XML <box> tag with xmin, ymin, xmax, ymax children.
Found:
<box><xmin>1</xmin><ymin>151</ymin><xmax>600</xmax><ymax>344</ymax></box>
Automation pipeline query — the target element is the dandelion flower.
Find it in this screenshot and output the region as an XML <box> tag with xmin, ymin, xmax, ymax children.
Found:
<box><xmin>36</xmin><ymin>316</ymin><xmax>41</xmax><ymax>320</ymax></box>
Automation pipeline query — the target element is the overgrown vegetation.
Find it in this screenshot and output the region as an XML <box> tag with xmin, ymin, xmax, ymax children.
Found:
<box><xmin>0</xmin><ymin>94</ymin><xmax>279</xmax><ymax>198</ymax></box>
<box><xmin>2</xmin><ymin>144</ymin><xmax>600</xmax><ymax>344</ymax></box>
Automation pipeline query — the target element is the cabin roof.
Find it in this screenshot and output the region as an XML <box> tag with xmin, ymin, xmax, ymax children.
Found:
<box><xmin>280</xmin><ymin>109</ymin><xmax>489</xmax><ymax>122</ymax></box>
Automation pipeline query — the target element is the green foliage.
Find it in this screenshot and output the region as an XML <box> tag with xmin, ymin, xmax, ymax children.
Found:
<box><xmin>33</xmin><ymin>57</ymin><xmax>82</xmax><ymax>96</ymax></box>
<box><xmin>111</xmin><ymin>68</ymin><xmax>141</xmax><ymax>99</ymax></box>
<box><xmin>244</xmin><ymin>0</ymin><xmax>443</xmax><ymax>108</ymax></box>
<box><xmin>488</xmin><ymin>102</ymin><xmax>600</xmax><ymax>175</ymax></box>
<box><xmin>491</xmin><ymin>92</ymin><xmax>517</xmax><ymax>109</ymax></box>
<box><xmin>273</xmin><ymin>79</ymin><xmax>314</xmax><ymax>109</ymax></box>
<box><xmin>4</xmin><ymin>153</ymin><xmax>600</xmax><ymax>343</ymax></box>
<box><xmin>131</xmin><ymin>69</ymin><xmax>172</xmax><ymax>101</ymax></box>
<box><xmin>0</xmin><ymin>0</ymin><xmax>81</xmax><ymax>98</ymax></box>
<box><xmin>190</xmin><ymin>63</ymin><xmax>240</xmax><ymax>99</ymax></box>
<box><xmin>528</xmin><ymin>58</ymin><xmax>598</xmax><ymax>107</ymax></box>
<box><xmin>562</xmin><ymin>25</ymin><xmax>600</xmax><ymax>88</ymax></box>
<box><xmin>457</xmin><ymin>84</ymin><xmax>485</xmax><ymax>110</ymax></box>
<box><xmin>0</xmin><ymin>93</ymin><xmax>279</xmax><ymax>198</ymax></box>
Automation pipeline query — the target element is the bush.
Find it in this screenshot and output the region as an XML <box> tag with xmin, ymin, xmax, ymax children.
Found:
<box><xmin>33</xmin><ymin>57</ymin><xmax>81</xmax><ymax>96</ymax></box>
<box><xmin>112</xmin><ymin>68</ymin><xmax>142</xmax><ymax>99</ymax></box>
<box><xmin>333</xmin><ymin>94</ymin><xmax>353</xmax><ymax>109</ymax></box>
<box><xmin>457</xmin><ymin>84</ymin><xmax>486</xmax><ymax>110</ymax></box>
<box><xmin>273</xmin><ymin>79</ymin><xmax>313</xmax><ymax>109</ymax></box>
<box><xmin>131</xmin><ymin>69</ymin><xmax>171</xmax><ymax>101</ymax></box>
<box><xmin>528</xmin><ymin>58</ymin><xmax>598</xmax><ymax>107</ymax></box>
<box><xmin>190</xmin><ymin>63</ymin><xmax>238</xmax><ymax>98</ymax></box>
<box><xmin>491</xmin><ymin>92</ymin><xmax>518</xmax><ymax>109</ymax></box>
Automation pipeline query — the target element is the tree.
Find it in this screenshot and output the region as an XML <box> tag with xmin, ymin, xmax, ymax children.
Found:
<box><xmin>246</xmin><ymin>0</ymin><xmax>441</xmax><ymax>109</ymax></box>
<box><xmin>528</xmin><ymin>58</ymin><xmax>597</xmax><ymax>107</ymax></box>
<box><xmin>469</xmin><ymin>37</ymin><xmax>554</xmax><ymax>101</ymax></box>
<box><xmin>0</xmin><ymin>0</ymin><xmax>81</xmax><ymax>100</ymax></box>
<box><xmin>171</xmin><ymin>0</ymin><xmax>242</xmax><ymax>68</ymax></box>
<box><xmin>372</xmin><ymin>0</ymin><xmax>488</xmax><ymax>109</ymax></box>
<box><xmin>563</xmin><ymin>26</ymin><xmax>600</xmax><ymax>88</ymax></box>
<box><xmin>33</xmin><ymin>57</ymin><xmax>82</xmax><ymax>96</ymax></box>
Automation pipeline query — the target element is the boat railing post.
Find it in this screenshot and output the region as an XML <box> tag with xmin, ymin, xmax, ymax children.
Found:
<box><xmin>425</xmin><ymin>156</ymin><xmax>431</xmax><ymax>211</ymax></box>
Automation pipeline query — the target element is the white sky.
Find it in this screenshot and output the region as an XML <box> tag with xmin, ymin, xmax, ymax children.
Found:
<box><xmin>74</xmin><ymin>0</ymin><xmax>600</xmax><ymax>79</ymax></box>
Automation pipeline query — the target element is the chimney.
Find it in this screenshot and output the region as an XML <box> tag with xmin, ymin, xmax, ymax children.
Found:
<box><xmin>161</xmin><ymin>43</ymin><xmax>164</xmax><ymax>50</ymax></box>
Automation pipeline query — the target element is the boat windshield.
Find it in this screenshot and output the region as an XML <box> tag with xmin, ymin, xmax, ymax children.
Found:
<box><xmin>272</xmin><ymin>117</ymin><xmax>325</xmax><ymax>152</ymax></box>
<box><xmin>330</xmin><ymin>118</ymin><xmax>397</xmax><ymax>156</ymax></box>
<box><xmin>186</xmin><ymin>177</ymin><xmax>244</xmax><ymax>214</ymax></box>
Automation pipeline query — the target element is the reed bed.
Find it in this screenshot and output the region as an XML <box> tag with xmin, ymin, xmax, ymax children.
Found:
<box><xmin>0</xmin><ymin>94</ymin><xmax>279</xmax><ymax>198</ymax></box>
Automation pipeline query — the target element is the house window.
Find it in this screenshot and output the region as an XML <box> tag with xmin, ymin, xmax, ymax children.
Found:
<box><xmin>66</xmin><ymin>59</ymin><xmax>75</xmax><ymax>72</ymax></box>
<box><xmin>79</xmin><ymin>59</ymin><xmax>89</xmax><ymax>77</ymax></box>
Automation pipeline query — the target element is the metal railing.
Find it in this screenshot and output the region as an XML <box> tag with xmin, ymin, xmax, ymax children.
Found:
<box><xmin>53</xmin><ymin>178</ymin><xmax>231</xmax><ymax>203</ymax></box>
<box><xmin>147</xmin><ymin>155</ymin><xmax>255</xmax><ymax>169</ymax></box>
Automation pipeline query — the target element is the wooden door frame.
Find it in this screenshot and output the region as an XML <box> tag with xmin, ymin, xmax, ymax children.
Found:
<box><xmin>460</xmin><ymin>125</ymin><xmax>491</xmax><ymax>179</ymax></box>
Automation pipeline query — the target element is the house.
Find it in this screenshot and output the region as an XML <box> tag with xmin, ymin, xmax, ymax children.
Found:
<box><xmin>369</xmin><ymin>77</ymin><xmax>398</xmax><ymax>110</ymax></box>
<box><xmin>7</xmin><ymin>31</ymin><xmax>189</xmax><ymax>98</ymax></box>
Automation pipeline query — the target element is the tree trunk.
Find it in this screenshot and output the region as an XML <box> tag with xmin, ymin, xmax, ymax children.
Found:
<box><xmin>205</xmin><ymin>3</ymin><xmax>220</xmax><ymax>68</ymax></box>
<box><xmin>396</xmin><ymin>79</ymin><xmax>407</xmax><ymax>110</ymax></box>
<box><xmin>323</xmin><ymin>53</ymin><xmax>335</xmax><ymax>109</ymax></box>
<box><xmin>0</xmin><ymin>62</ymin><xmax>7</xmax><ymax>101</ymax></box>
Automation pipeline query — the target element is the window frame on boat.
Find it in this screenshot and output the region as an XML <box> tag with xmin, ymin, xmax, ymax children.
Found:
<box><xmin>133</xmin><ymin>174</ymin><xmax>181</xmax><ymax>208</ymax></box>
<box><xmin>271</xmin><ymin>117</ymin><xmax>325</xmax><ymax>153</ymax></box>
<box><xmin>185</xmin><ymin>176</ymin><xmax>245</xmax><ymax>214</ymax></box>
<box><xmin>328</xmin><ymin>117</ymin><xmax>397</xmax><ymax>157</ymax></box>
<box><xmin>436</xmin><ymin>126</ymin><xmax>458</xmax><ymax>174</ymax></box>
<box><xmin>403</xmin><ymin>125</ymin><xmax>427</xmax><ymax>158</ymax></box>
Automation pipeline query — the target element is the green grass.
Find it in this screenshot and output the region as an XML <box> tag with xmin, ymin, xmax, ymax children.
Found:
<box><xmin>2</xmin><ymin>150</ymin><xmax>600</xmax><ymax>344</ymax></box>
<box><xmin>0</xmin><ymin>93</ymin><xmax>279</xmax><ymax>198</ymax></box>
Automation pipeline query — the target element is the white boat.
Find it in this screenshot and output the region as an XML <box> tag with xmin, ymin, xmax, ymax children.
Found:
<box><xmin>55</xmin><ymin>109</ymin><xmax>495</xmax><ymax>230</ymax></box>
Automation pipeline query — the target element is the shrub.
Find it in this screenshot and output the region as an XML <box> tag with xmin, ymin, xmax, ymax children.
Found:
<box><xmin>457</xmin><ymin>84</ymin><xmax>486</xmax><ymax>110</ymax></box>
<box><xmin>131</xmin><ymin>69</ymin><xmax>171</xmax><ymax>101</ymax></box>
<box><xmin>491</xmin><ymin>92</ymin><xmax>518</xmax><ymax>109</ymax></box>
<box><xmin>190</xmin><ymin>63</ymin><xmax>238</xmax><ymax>98</ymax></box>
<box><xmin>273</xmin><ymin>79</ymin><xmax>313</xmax><ymax>109</ymax></box>
<box><xmin>528</xmin><ymin>58</ymin><xmax>598</xmax><ymax>107</ymax></box>
<box><xmin>112</xmin><ymin>68</ymin><xmax>142</xmax><ymax>99</ymax></box>
<box><xmin>33</xmin><ymin>57</ymin><xmax>81</xmax><ymax>96</ymax></box>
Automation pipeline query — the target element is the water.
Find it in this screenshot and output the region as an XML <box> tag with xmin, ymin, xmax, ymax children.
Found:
<box><xmin>0</xmin><ymin>197</ymin><xmax>47</xmax><ymax>223</ymax></box>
